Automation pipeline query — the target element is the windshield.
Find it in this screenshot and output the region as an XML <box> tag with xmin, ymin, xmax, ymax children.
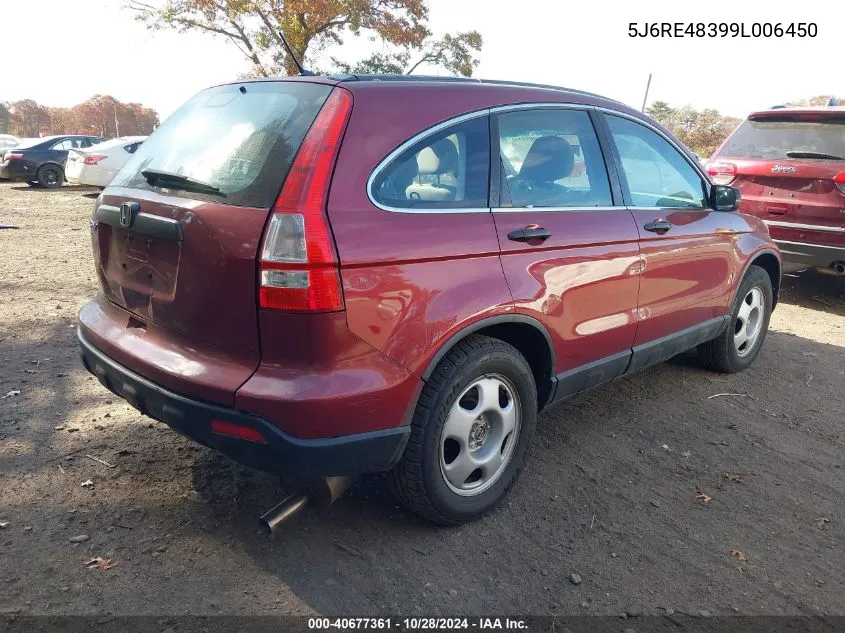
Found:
<box><xmin>721</xmin><ymin>117</ymin><xmax>845</xmax><ymax>160</ymax></box>
<box><xmin>111</xmin><ymin>81</ymin><xmax>332</xmax><ymax>208</ymax></box>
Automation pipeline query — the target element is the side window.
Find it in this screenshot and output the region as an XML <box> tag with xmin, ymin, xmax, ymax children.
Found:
<box><xmin>371</xmin><ymin>116</ymin><xmax>490</xmax><ymax>210</ymax></box>
<box><xmin>497</xmin><ymin>108</ymin><xmax>612</xmax><ymax>208</ymax></box>
<box><xmin>606</xmin><ymin>115</ymin><xmax>706</xmax><ymax>209</ymax></box>
<box><xmin>50</xmin><ymin>139</ymin><xmax>72</xmax><ymax>151</ymax></box>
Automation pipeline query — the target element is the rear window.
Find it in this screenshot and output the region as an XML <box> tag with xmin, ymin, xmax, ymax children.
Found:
<box><xmin>111</xmin><ymin>81</ymin><xmax>333</xmax><ymax>208</ymax></box>
<box><xmin>720</xmin><ymin>117</ymin><xmax>845</xmax><ymax>160</ymax></box>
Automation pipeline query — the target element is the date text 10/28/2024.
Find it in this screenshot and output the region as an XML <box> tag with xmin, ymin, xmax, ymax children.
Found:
<box><xmin>308</xmin><ymin>618</ymin><xmax>528</xmax><ymax>630</ymax></box>
<box><xmin>629</xmin><ymin>22</ymin><xmax>817</xmax><ymax>38</ymax></box>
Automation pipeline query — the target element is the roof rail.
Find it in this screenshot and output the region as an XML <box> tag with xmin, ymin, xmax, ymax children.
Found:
<box><xmin>334</xmin><ymin>74</ymin><xmax>624</xmax><ymax>105</ymax></box>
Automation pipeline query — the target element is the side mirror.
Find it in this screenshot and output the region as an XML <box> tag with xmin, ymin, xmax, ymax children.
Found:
<box><xmin>710</xmin><ymin>185</ymin><xmax>740</xmax><ymax>212</ymax></box>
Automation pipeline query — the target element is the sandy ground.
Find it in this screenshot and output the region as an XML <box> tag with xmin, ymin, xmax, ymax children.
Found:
<box><xmin>0</xmin><ymin>180</ymin><xmax>843</xmax><ymax>617</ymax></box>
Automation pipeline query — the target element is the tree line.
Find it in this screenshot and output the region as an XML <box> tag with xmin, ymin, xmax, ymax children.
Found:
<box><xmin>0</xmin><ymin>96</ymin><xmax>160</xmax><ymax>139</ymax></box>
<box><xmin>647</xmin><ymin>95</ymin><xmax>843</xmax><ymax>158</ymax></box>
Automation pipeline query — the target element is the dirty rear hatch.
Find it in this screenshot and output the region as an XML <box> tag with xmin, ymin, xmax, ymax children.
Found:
<box><xmin>84</xmin><ymin>80</ymin><xmax>334</xmax><ymax>405</ymax></box>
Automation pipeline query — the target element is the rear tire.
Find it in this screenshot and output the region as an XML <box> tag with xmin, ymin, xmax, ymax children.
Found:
<box><xmin>389</xmin><ymin>334</ymin><xmax>537</xmax><ymax>525</ymax></box>
<box><xmin>698</xmin><ymin>266</ymin><xmax>773</xmax><ymax>373</ymax></box>
<box><xmin>36</xmin><ymin>164</ymin><xmax>64</xmax><ymax>188</ymax></box>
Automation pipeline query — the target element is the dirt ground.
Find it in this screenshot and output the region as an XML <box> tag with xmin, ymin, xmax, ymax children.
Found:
<box><xmin>0</xmin><ymin>180</ymin><xmax>843</xmax><ymax>618</ymax></box>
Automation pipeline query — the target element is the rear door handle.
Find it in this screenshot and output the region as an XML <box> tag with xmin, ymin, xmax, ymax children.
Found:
<box><xmin>507</xmin><ymin>226</ymin><xmax>551</xmax><ymax>242</ymax></box>
<box><xmin>643</xmin><ymin>219</ymin><xmax>672</xmax><ymax>234</ymax></box>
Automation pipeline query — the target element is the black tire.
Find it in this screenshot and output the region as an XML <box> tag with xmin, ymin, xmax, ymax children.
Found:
<box><xmin>389</xmin><ymin>334</ymin><xmax>537</xmax><ymax>525</ymax></box>
<box><xmin>698</xmin><ymin>265</ymin><xmax>773</xmax><ymax>373</ymax></box>
<box><xmin>36</xmin><ymin>164</ymin><xmax>64</xmax><ymax>188</ymax></box>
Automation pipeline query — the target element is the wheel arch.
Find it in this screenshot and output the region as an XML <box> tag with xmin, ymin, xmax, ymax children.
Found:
<box><xmin>421</xmin><ymin>314</ymin><xmax>557</xmax><ymax>408</ymax></box>
<box><xmin>37</xmin><ymin>161</ymin><xmax>66</xmax><ymax>179</ymax></box>
<box><xmin>741</xmin><ymin>249</ymin><xmax>781</xmax><ymax>309</ymax></box>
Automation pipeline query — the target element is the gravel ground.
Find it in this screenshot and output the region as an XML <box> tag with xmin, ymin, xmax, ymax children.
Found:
<box><xmin>0</xmin><ymin>181</ymin><xmax>843</xmax><ymax>617</ymax></box>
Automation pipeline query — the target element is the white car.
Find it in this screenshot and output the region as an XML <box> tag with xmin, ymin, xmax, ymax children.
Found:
<box><xmin>65</xmin><ymin>136</ymin><xmax>146</xmax><ymax>187</ymax></box>
<box><xmin>0</xmin><ymin>134</ymin><xmax>20</xmax><ymax>150</ymax></box>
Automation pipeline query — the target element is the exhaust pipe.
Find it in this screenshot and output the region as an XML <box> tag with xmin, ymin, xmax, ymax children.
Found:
<box><xmin>259</xmin><ymin>476</ymin><xmax>354</xmax><ymax>535</ymax></box>
<box><xmin>259</xmin><ymin>492</ymin><xmax>310</xmax><ymax>534</ymax></box>
<box><xmin>833</xmin><ymin>261</ymin><xmax>845</xmax><ymax>275</ymax></box>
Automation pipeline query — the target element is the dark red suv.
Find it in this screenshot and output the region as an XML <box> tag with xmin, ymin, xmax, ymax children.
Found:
<box><xmin>707</xmin><ymin>106</ymin><xmax>845</xmax><ymax>275</ymax></box>
<box><xmin>79</xmin><ymin>76</ymin><xmax>780</xmax><ymax>525</ymax></box>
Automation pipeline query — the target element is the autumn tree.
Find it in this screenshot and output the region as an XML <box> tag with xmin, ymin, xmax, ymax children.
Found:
<box><xmin>126</xmin><ymin>0</ymin><xmax>483</xmax><ymax>77</ymax></box>
<box><xmin>5</xmin><ymin>97</ymin><xmax>159</xmax><ymax>138</ymax></box>
<box><xmin>646</xmin><ymin>101</ymin><xmax>740</xmax><ymax>158</ymax></box>
<box><xmin>0</xmin><ymin>102</ymin><xmax>11</xmax><ymax>135</ymax></box>
<box><xmin>786</xmin><ymin>95</ymin><xmax>843</xmax><ymax>106</ymax></box>
<box><xmin>10</xmin><ymin>100</ymin><xmax>50</xmax><ymax>138</ymax></box>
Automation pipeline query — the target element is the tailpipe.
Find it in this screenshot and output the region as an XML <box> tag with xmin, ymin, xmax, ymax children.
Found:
<box><xmin>259</xmin><ymin>476</ymin><xmax>354</xmax><ymax>535</ymax></box>
<box><xmin>818</xmin><ymin>261</ymin><xmax>845</xmax><ymax>276</ymax></box>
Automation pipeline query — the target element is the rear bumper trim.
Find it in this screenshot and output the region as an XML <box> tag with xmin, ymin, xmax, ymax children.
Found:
<box><xmin>78</xmin><ymin>328</ymin><xmax>410</xmax><ymax>477</ymax></box>
<box><xmin>773</xmin><ymin>239</ymin><xmax>845</xmax><ymax>268</ymax></box>
<box><xmin>764</xmin><ymin>220</ymin><xmax>845</xmax><ymax>234</ymax></box>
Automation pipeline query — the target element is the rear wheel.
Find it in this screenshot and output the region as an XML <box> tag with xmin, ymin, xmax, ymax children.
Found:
<box><xmin>36</xmin><ymin>164</ymin><xmax>64</xmax><ymax>188</ymax></box>
<box><xmin>390</xmin><ymin>335</ymin><xmax>537</xmax><ymax>525</ymax></box>
<box><xmin>698</xmin><ymin>266</ymin><xmax>773</xmax><ymax>373</ymax></box>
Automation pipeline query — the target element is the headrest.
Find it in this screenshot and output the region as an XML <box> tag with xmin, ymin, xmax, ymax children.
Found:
<box><xmin>417</xmin><ymin>138</ymin><xmax>459</xmax><ymax>175</ymax></box>
<box><xmin>519</xmin><ymin>136</ymin><xmax>575</xmax><ymax>184</ymax></box>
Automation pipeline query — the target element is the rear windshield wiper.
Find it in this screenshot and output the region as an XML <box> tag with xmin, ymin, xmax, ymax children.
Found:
<box><xmin>785</xmin><ymin>151</ymin><xmax>844</xmax><ymax>161</ymax></box>
<box><xmin>141</xmin><ymin>169</ymin><xmax>225</xmax><ymax>196</ymax></box>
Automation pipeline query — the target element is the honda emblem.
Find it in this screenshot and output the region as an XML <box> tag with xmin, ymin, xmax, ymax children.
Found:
<box><xmin>119</xmin><ymin>202</ymin><xmax>138</xmax><ymax>228</ymax></box>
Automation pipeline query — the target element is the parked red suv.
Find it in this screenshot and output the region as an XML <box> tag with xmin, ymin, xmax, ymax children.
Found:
<box><xmin>78</xmin><ymin>76</ymin><xmax>780</xmax><ymax>526</ymax></box>
<box><xmin>707</xmin><ymin>106</ymin><xmax>845</xmax><ymax>275</ymax></box>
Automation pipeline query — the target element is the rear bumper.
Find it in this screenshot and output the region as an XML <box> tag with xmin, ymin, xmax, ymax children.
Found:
<box><xmin>79</xmin><ymin>329</ymin><xmax>410</xmax><ymax>477</ymax></box>
<box><xmin>67</xmin><ymin>165</ymin><xmax>111</xmax><ymax>187</ymax></box>
<box><xmin>0</xmin><ymin>161</ymin><xmax>32</xmax><ymax>181</ymax></box>
<box><xmin>773</xmin><ymin>239</ymin><xmax>845</xmax><ymax>269</ymax></box>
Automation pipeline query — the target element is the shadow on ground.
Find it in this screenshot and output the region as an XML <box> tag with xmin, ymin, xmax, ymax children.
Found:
<box><xmin>1</xmin><ymin>269</ymin><xmax>843</xmax><ymax>616</ymax></box>
<box><xmin>778</xmin><ymin>269</ymin><xmax>845</xmax><ymax>318</ymax></box>
<box><xmin>175</xmin><ymin>328</ymin><xmax>844</xmax><ymax>616</ymax></box>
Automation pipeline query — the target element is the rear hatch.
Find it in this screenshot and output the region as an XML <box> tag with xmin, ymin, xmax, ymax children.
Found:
<box><xmin>90</xmin><ymin>80</ymin><xmax>334</xmax><ymax>398</ymax></box>
<box><xmin>708</xmin><ymin>110</ymin><xmax>845</xmax><ymax>246</ymax></box>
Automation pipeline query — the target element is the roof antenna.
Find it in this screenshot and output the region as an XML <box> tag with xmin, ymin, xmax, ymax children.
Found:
<box><xmin>277</xmin><ymin>30</ymin><xmax>314</xmax><ymax>76</ymax></box>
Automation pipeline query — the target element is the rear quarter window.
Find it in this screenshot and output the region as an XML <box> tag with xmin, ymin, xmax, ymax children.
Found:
<box><xmin>111</xmin><ymin>82</ymin><xmax>333</xmax><ymax>208</ymax></box>
<box><xmin>370</xmin><ymin>115</ymin><xmax>490</xmax><ymax>210</ymax></box>
<box><xmin>720</xmin><ymin>117</ymin><xmax>845</xmax><ymax>160</ymax></box>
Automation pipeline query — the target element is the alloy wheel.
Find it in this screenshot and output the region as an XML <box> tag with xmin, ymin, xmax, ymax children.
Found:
<box><xmin>734</xmin><ymin>286</ymin><xmax>765</xmax><ymax>357</ymax></box>
<box><xmin>439</xmin><ymin>374</ymin><xmax>521</xmax><ymax>496</ymax></box>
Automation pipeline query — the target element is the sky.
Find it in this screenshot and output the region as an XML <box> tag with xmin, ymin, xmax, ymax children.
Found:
<box><xmin>1</xmin><ymin>0</ymin><xmax>839</xmax><ymax>121</ymax></box>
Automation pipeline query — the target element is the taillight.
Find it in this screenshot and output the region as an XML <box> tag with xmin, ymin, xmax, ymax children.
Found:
<box><xmin>5</xmin><ymin>152</ymin><xmax>23</xmax><ymax>161</ymax></box>
<box><xmin>258</xmin><ymin>88</ymin><xmax>353</xmax><ymax>312</ymax></box>
<box><xmin>707</xmin><ymin>161</ymin><xmax>737</xmax><ymax>185</ymax></box>
<box><xmin>83</xmin><ymin>155</ymin><xmax>107</xmax><ymax>165</ymax></box>
<box><xmin>835</xmin><ymin>171</ymin><xmax>845</xmax><ymax>194</ymax></box>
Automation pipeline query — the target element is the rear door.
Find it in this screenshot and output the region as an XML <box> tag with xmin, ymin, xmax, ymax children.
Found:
<box><xmin>602</xmin><ymin>113</ymin><xmax>736</xmax><ymax>359</ymax></box>
<box><xmin>93</xmin><ymin>81</ymin><xmax>334</xmax><ymax>358</ymax></box>
<box><xmin>492</xmin><ymin>106</ymin><xmax>641</xmax><ymax>400</ymax></box>
<box><xmin>710</xmin><ymin>112</ymin><xmax>845</xmax><ymax>248</ymax></box>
